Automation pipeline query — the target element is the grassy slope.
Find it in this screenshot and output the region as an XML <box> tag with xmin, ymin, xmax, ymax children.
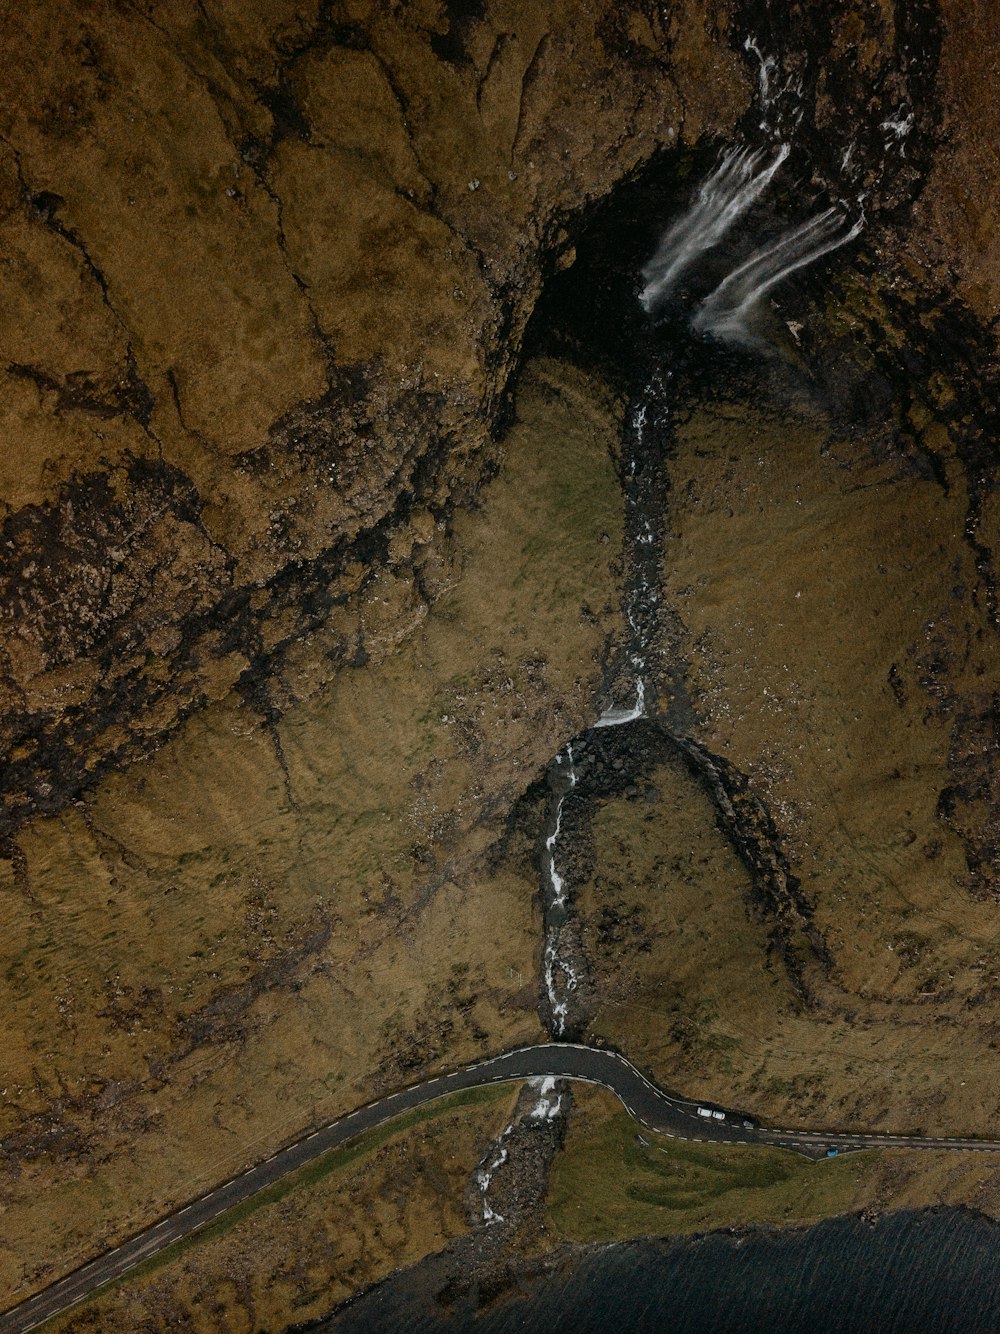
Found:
<box><xmin>547</xmin><ymin>1086</ymin><xmax>1000</xmax><ymax>1248</ymax></box>
<box><xmin>0</xmin><ymin>356</ymin><xmax>622</xmax><ymax>1299</ymax></box>
<box><xmin>47</xmin><ymin>1084</ymin><xmax>516</xmax><ymax>1333</ymax></box>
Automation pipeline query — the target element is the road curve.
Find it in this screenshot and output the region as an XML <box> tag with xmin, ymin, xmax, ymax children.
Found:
<box><xmin>4</xmin><ymin>1041</ymin><xmax>1000</xmax><ymax>1333</ymax></box>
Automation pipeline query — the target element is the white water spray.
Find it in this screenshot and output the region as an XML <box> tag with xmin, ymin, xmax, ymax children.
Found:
<box><xmin>545</xmin><ymin>745</ymin><xmax>576</xmax><ymax>908</ymax></box>
<box><xmin>639</xmin><ymin>144</ymin><xmax>790</xmax><ymax>313</ymax></box>
<box><xmin>544</xmin><ymin>940</ymin><xmax>579</xmax><ymax>1036</ymax></box>
<box><xmin>693</xmin><ymin>206</ymin><xmax>864</xmax><ymax>343</ymax></box>
<box><xmin>593</xmin><ymin>396</ymin><xmax>658</xmax><ymax>730</ymax></box>
<box><xmin>473</xmin><ymin>1079</ymin><xmax>566</xmax><ymax>1223</ymax></box>
<box><xmin>541</xmin><ymin>744</ymin><xmax>581</xmax><ymax>1036</ymax></box>
<box><xmin>527</xmin><ymin>1076</ymin><xmax>564</xmax><ymax>1120</ymax></box>
<box><xmin>881</xmin><ymin>108</ymin><xmax>914</xmax><ymax>155</ymax></box>
<box><xmin>594</xmin><ymin>677</ymin><xmax>646</xmax><ymax>729</ymax></box>
<box><xmin>474</xmin><ymin>1136</ymin><xmax>510</xmax><ymax>1225</ymax></box>
<box><xmin>744</xmin><ymin>36</ymin><xmax>777</xmax><ymax>114</ymax></box>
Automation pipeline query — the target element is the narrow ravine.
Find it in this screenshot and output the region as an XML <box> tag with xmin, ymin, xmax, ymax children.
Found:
<box><xmin>469</xmin><ymin>306</ymin><xmax>676</xmax><ymax>1230</ymax></box>
<box><xmin>470</xmin><ymin>1076</ymin><xmax>568</xmax><ymax>1230</ymax></box>
<box><xmin>540</xmin><ymin>744</ymin><xmax>578</xmax><ymax>1034</ymax></box>
<box><xmin>528</xmin><ymin>0</ymin><xmax>922</xmax><ymax>1048</ymax></box>
<box><xmin>468</xmin><ymin>0</ymin><xmax>940</xmax><ymax>1269</ymax></box>
<box><xmin>535</xmin><ymin>377</ymin><xmax>672</xmax><ymax>1043</ymax></box>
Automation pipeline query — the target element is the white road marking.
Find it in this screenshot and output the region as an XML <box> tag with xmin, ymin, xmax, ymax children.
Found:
<box><xmin>8</xmin><ymin>1044</ymin><xmax>1000</xmax><ymax>1333</ymax></box>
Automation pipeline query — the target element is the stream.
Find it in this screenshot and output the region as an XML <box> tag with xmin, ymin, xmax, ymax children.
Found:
<box><xmin>456</xmin><ymin>0</ymin><xmax>938</xmax><ymax>1289</ymax></box>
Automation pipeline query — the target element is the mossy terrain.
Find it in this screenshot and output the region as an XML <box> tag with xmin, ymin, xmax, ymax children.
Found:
<box><xmin>576</xmin><ymin>744</ymin><xmax>794</xmax><ymax>1081</ymax></box>
<box><xmin>562</xmin><ymin>374</ymin><xmax>1000</xmax><ymax>1246</ymax></box>
<box><xmin>546</xmin><ymin>1086</ymin><xmax>1000</xmax><ymax>1247</ymax></box>
<box><xmin>0</xmin><ymin>356</ymin><xmax>621</xmax><ymax>1300</ymax></box>
<box><xmin>6</xmin><ymin>0</ymin><xmax>1000</xmax><ymax>1328</ymax></box>
<box><xmin>45</xmin><ymin>1084</ymin><xmax>517</xmax><ymax>1333</ymax></box>
<box><xmin>0</xmin><ymin>0</ymin><xmax>745</xmax><ymax>830</ymax></box>
<box><xmin>548</xmin><ymin>1087</ymin><xmax>865</xmax><ymax>1244</ymax></box>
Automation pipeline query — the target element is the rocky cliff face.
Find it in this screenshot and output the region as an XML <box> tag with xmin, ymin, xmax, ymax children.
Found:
<box><xmin>5</xmin><ymin>0</ymin><xmax>1000</xmax><ymax>1329</ymax></box>
<box><xmin>0</xmin><ymin>0</ymin><xmax>743</xmax><ymax>838</ymax></box>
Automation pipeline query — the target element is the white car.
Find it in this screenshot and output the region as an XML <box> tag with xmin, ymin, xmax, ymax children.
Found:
<box><xmin>697</xmin><ymin>1107</ymin><xmax>713</xmax><ymax>1119</ymax></box>
<box><xmin>712</xmin><ymin>1110</ymin><xmax>726</xmax><ymax>1121</ymax></box>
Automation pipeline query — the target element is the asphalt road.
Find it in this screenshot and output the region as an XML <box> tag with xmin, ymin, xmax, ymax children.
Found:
<box><xmin>4</xmin><ymin>1042</ymin><xmax>1000</xmax><ymax>1333</ymax></box>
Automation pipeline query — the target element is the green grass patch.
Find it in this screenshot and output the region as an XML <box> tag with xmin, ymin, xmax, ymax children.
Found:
<box><xmin>548</xmin><ymin>1107</ymin><xmax>873</xmax><ymax>1244</ymax></box>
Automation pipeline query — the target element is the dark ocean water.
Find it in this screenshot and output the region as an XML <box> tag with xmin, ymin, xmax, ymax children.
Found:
<box><xmin>320</xmin><ymin>1210</ymin><xmax>1000</xmax><ymax>1334</ymax></box>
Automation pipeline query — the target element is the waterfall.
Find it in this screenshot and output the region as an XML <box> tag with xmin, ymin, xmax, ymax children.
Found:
<box><xmin>638</xmin><ymin>144</ymin><xmax>790</xmax><ymax>314</ymax></box>
<box><xmin>594</xmin><ymin>677</ymin><xmax>645</xmax><ymax>729</ymax></box>
<box><xmin>540</xmin><ymin>743</ymin><xmax>582</xmax><ymax>1037</ymax></box>
<box><xmin>881</xmin><ymin>107</ymin><xmax>914</xmax><ymax>154</ymax></box>
<box><xmin>471</xmin><ymin>1078</ymin><xmax>566</xmax><ymax>1227</ymax></box>
<box><xmin>692</xmin><ymin>206</ymin><xmax>863</xmax><ymax>343</ymax></box>
<box><xmin>641</xmin><ymin>21</ymin><xmax>868</xmax><ymax>343</ymax></box>
<box><xmin>593</xmin><ymin>392</ymin><xmax>666</xmax><ymax>730</ymax></box>
<box><xmin>473</xmin><ymin>1139</ymin><xmax>509</xmax><ymax>1225</ymax></box>
<box><xmin>744</xmin><ymin>36</ymin><xmax>777</xmax><ymax>113</ymax></box>
<box><xmin>527</xmin><ymin>1076</ymin><xmax>565</xmax><ymax>1120</ymax></box>
<box><xmin>544</xmin><ymin>744</ymin><xmax>576</xmax><ymax>908</ymax></box>
<box><xmin>743</xmin><ymin>34</ymin><xmax>804</xmax><ymax>136</ymax></box>
<box><xmin>544</xmin><ymin>940</ymin><xmax>578</xmax><ymax>1036</ymax></box>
